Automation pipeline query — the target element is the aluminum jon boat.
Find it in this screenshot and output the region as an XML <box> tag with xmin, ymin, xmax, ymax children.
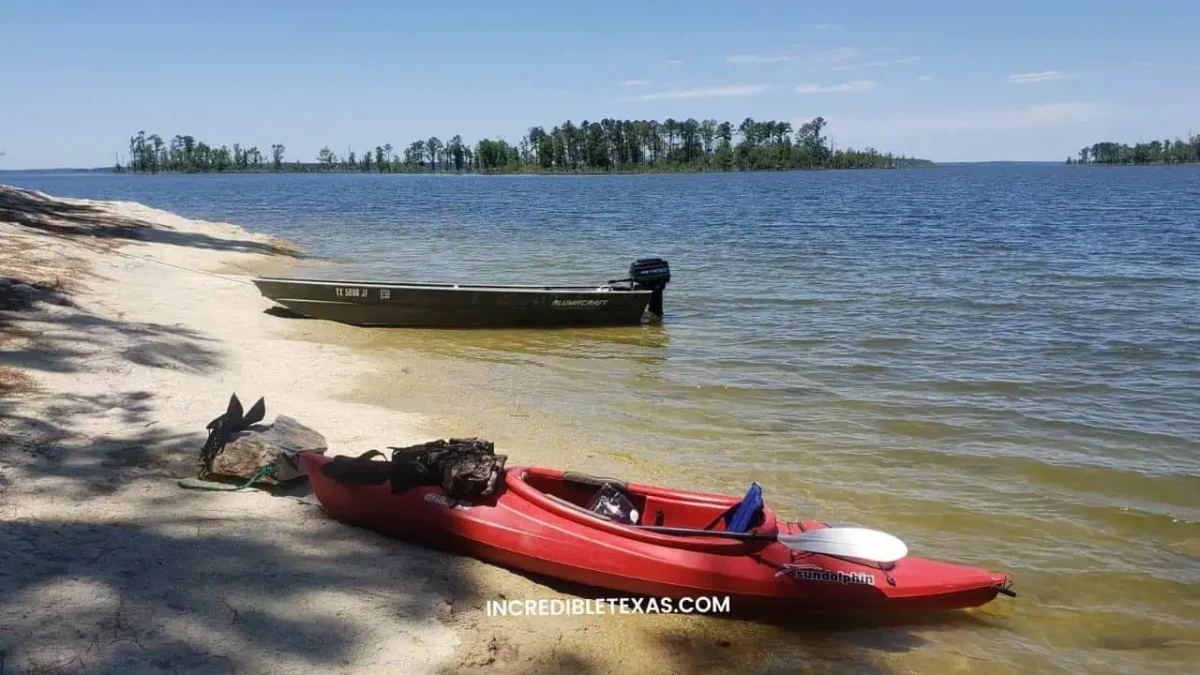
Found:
<box><xmin>252</xmin><ymin>258</ymin><xmax>671</xmax><ymax>327</ymax></box>
<box><xmin>299</xmin><ymin>452</ymin><xmax>1014</xmax><ymax>612</ymax></box>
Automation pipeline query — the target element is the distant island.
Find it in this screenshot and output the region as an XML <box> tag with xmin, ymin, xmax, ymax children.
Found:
<box><xmin>1067</xmin><ymin>134</ymin><xmax>1200</xmax><ymax>165</ymax></box>
<box><xmin>113</xmin><ymin>117</ymin><xmax>932</xmax><ymax>175</ymax></box>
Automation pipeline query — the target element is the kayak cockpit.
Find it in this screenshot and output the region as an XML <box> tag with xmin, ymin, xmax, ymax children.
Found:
<box><xmin>506</xmin><ymin>467</ymin><xmax>779</xmax><ymax>553</ymax></box>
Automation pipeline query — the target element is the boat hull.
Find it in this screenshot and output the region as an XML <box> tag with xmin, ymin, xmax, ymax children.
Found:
<box><xmin>299</xmin><ymin>453</ymin><xmax>1008</xmax><ymax>611</ymax></box>
<box><xmin>253</xmin><ymin>277</ymin><xmax>653</xmax><ymax>327</ymax></box>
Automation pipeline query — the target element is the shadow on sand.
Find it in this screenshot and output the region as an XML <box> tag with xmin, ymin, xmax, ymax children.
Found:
<box><xmin>0</xmin><ymin>511</ymin><xmax>482</xmax><ymax>674</ymax></box>
<box><xmin>1</xmin><ymin>308</ymin><xmax>224</xmax><ymax>380</ymax></box>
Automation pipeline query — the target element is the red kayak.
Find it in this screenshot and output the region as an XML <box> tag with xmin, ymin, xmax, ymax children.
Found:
<box><xmin>300</xmin><ymin>453</ymin><xmax>1012</xmax><ymax>611</ymax></box>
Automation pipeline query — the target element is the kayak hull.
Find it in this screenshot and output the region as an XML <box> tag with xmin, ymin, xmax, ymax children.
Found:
<box><xmin>299</xmin><ymin>453</ymin><xmax>1008</xmax><ymax>611</ymax></box>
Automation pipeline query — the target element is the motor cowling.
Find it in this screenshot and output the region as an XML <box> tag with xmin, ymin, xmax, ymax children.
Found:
<box><xmin>629</xmin><ymin>257</ymin><xmax>670</xmax><ymax>317</ymax></box>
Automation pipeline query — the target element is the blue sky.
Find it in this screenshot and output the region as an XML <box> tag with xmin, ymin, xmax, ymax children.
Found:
<box><xmin>1</xmin><ymin>0</ymin><xmax>1197</xmax><ymax>168</ymax></box>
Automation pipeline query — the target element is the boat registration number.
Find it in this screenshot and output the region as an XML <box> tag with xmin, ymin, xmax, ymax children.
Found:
<box><xmin>335</xmin><ymin>287</ymin><xmax>389</xmax><ymax>300</ymax></box>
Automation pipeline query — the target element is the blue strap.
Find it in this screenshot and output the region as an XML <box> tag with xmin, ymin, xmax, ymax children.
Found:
<box><xmin>725</xmin><ymin>482</ymin><xmax>763</xmax><ymax>533</ymax></box>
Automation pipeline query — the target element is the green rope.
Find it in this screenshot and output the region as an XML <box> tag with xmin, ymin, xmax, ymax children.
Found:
<box><xmin>178</xmin><ymin>463</ymin><xmax>277</xmax><ymax>491</ymax></box>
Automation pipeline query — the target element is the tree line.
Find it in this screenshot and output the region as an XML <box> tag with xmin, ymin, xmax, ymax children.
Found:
<box><xmin>115</xmin><ymin>117</ymin><xmax>932</xmax><ymax>175</ymax></box>
<box><xmin>1067</xmin><ymin>134</ymin><xmax>1200</xmax><ymax>165</ymax></box>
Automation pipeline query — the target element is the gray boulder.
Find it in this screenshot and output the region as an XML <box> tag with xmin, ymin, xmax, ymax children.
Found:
<box><xmin>208</xmin><ymin>415</ymin><xmax>326</xmax><ymax>484</ymax></box>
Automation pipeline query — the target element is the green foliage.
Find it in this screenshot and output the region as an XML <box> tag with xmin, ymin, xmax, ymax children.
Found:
<box><xmin>118</xmin><ymin>117</ymin><xmax>933</xmax><ymax>175</ymax></box>
<box><xmin>426</xmin><ymin>137</ymin><xmax>443</xmax><ymax>172</ymax></box>
<box><xmin>316</xmin><ymin>147</ymin><xmax>336</xmax><ymax>171</ymax></box>
<box><xmin>448</xmin><ymin>136</ymin><xmax>465</xmax><ymax>172</ymax></box>
<box><xmin>475</xmin><ymin>139</ymin><xmax>520</xmax><ymax>171</ymax></box>
<box><xmin>119</xmin><ymin>131</ymin><xmax>272</xmax><ymax>172</ymax></box>
<box><xmin>1070</xmin><ymin>135</ymin><xmax>1200</xmax><ymax>165</ymax></box>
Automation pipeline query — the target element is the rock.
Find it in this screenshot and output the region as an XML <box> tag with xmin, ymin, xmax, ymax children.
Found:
<box><xmin>208</xmin><ymin>415</ymin><xmax>326</xmax><ymax>484</ymax></box>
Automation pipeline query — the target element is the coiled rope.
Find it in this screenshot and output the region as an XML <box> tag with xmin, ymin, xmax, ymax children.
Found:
<box><xmin>178</xmin><ymin>463</ymin><xmax>278</xmax><ymax>491</ymax></box>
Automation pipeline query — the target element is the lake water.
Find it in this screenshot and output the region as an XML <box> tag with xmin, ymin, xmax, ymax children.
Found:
<box><xmin>6</xmin><ymin>166</ymin><xmax>1198</xmax><ymax>673</ymax></box>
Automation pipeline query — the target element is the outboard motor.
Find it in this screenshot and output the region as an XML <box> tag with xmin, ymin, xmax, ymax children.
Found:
<box><xmin>629</xmin><ymin>257</ymin><xmax>671</xmax><ymax>318</ymax></box>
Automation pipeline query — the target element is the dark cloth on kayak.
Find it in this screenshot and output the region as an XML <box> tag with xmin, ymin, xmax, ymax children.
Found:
<box><xmin>319</xmin><ymin>438</ymin><xmax>507</xmax><ymax>499</ymax></box>
<box><xmin>318</xmin><ymin>449</ymin><xmax>392</xmax><ymax>485</ymax></box>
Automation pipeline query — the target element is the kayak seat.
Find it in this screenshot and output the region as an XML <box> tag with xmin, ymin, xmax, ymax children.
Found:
<box><xmin>638</xmin><ymin>494</ymin><xmax>718</xmax><ymax>528</ymax></box>
<box><xmin>705</xmin><ymin>483</ymin><xmax>764</xmax><ymax>533</ymax></box>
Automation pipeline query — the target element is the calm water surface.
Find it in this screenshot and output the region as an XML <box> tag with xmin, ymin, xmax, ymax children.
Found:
<box><xmin>7</xmin><ymin>166</ymin><xmax>1199</xmax><ymax>672</ymax></box>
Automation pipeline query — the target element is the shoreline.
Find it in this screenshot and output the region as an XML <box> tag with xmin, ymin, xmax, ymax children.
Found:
<box><xmin>0</xmin><ymin>185</ymin><xmax>836</xmax><ymax>674</ymax></box>
<box><xmin>7</xmin><ymin>163</ymin><xmax>938</xmax><ymax>177</ymax></box>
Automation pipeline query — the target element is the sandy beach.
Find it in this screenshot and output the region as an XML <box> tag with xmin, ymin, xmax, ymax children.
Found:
<box><xmin>0</xmin><ymin>186</ymin><xmax>850</xmax><ymax>675</ymax></box>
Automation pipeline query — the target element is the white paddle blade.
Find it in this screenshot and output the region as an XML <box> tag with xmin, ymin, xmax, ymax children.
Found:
<box><xmin>779</xmin><ymin>527</ymin><xmax>908</xmax><ymax>563</ymax></box>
